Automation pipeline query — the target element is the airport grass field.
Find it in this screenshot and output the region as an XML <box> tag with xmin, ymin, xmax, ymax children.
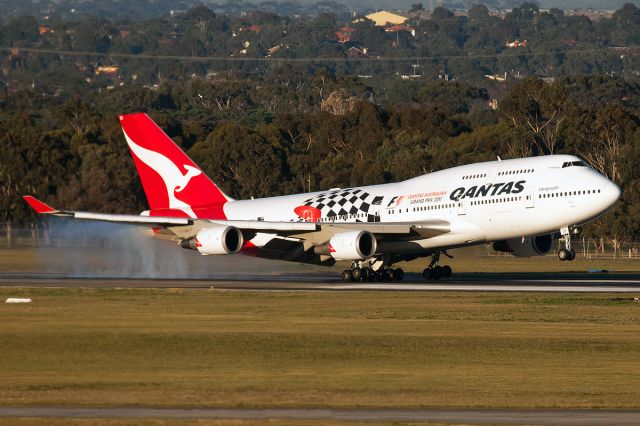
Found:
<box><xmin>4</xmin><ymin>246</ymin><xmax>640</xmax><ymax>276</ymax></box>
<box><xmin>1</xmin><ymin>287</ymin><xmax>639</xmax><ymax>411</ymax></box>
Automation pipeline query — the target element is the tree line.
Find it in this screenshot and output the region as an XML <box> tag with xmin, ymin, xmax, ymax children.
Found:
<box><xmin>1</xmin><ymin>73</ymin><xmax>639</xmax><ymax>246</ymax></box>
<box><xmin>1</xmin><ymin>4</ymin><xmax>639</xmax><ymax>247</ymax></box>
<box><xmin>1</xmin><ymin>3</ymin><xmax>640</xmax><ymax>86</ymax></box>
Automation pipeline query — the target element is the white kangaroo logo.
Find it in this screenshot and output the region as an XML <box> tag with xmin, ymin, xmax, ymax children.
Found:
<box><xmin>124</xmin><ymin>132</ymin><xmax>201</xmax><ymax>218</ymax></box>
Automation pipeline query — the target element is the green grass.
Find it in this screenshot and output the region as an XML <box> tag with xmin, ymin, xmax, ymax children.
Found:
<box><xmin>1</xmin><ymin>288</ymin><xmax>639</xmax><ymax>409</ymax></box>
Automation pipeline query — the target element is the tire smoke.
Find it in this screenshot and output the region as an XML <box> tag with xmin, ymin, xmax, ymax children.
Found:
<box><xmin>33</xmin><ymin>218</ymin><xmax>289</xmax><ymax>279</ymax></box>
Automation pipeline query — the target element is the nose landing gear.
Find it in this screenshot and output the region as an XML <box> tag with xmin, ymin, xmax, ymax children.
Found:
<box><xmin>558</xmin><ymin>226</ymin><xmax>579</xmax><ymax>261</ymax></box>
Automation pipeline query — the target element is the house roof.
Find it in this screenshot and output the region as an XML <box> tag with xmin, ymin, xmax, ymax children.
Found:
<box><xmin>364</xmin><ymin>11</ymin><xmax>407</xmax><ymax>26</ymax></box>
<box><xmin>385</xmin><ymin>24</ymin><xmax>414</xmax><ymax>32</ymax></box>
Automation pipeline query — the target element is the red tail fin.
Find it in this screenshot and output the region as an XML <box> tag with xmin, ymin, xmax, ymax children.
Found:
<box><xmin>120</xmin><ymin>113</ymin><xmax>230</xmax><ymax>219</ymax></box>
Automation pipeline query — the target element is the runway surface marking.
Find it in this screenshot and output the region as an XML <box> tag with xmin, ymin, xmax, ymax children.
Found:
<box><xmin>0</xmin><ymin>407</ymin><xmax>639</xmax><ymax>425</ymax></box>
<box><xmin>321</xmin><ymin>283</ymin><xmax>640</xmax><ymax>292</ymax></box>
<box><xmin>1</xmin><ymin>274</ymin><xmax>640</xmax><ymax>292</ymax></box>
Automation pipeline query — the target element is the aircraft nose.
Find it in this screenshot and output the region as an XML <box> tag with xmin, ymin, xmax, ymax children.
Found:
<box><xmin>603</xmin><ymin>179</ymin><xmax>621</xmax><ymax>206</ymax></box>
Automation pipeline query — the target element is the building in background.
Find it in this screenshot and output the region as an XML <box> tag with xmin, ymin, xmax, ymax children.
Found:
<box><xmin>364</xmin><ymin>11</ymin><xmax>407</xmax><ymax>26</ymax></box>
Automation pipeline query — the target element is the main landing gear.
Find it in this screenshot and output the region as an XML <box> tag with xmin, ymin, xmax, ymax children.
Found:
<box><xmin>422</xmin><ymin>251</ymin><xmax>453</xmax><ymax>281</ymax></box>
<box><xmin>558</xmin><ymin>226</ymin><xmax>580</xmax><ymax>261</ymax></box>
<box><xmin>340</xmin><ymin>251</ymin><xmax>454</xmax><ymax>283</ymax></box>
<box><xmin>341</xmin><ymin>261</ymin><xmax>405</xmax><ymax>283</ymax></box>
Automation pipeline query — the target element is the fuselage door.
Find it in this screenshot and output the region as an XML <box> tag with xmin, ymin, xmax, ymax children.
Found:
<box><xmin>457</xmin><ymin>200</ymin><xmax>466</xmax><ymax>215</ymax></box>
<box><xmin>525</xmin><ymin>188</ymin><xmax>535</xmax><ymax>208</ymax></box>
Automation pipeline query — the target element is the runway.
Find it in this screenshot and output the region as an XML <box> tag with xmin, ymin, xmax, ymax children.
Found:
<box><xmin>1</xmin><ymin>272</ymin><xmax>640</xmax><ymax>292</ymax></box>
<box><xmin>0</xmin><ymin>407</ymin><xmax>639</xmax><ymax>425</ymax></box>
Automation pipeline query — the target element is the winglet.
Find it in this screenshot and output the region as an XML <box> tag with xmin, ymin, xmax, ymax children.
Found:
<box><xmin>23</xmin><ymin>196</ymin><xmax>57</xmax><ymax>214</ymax></box>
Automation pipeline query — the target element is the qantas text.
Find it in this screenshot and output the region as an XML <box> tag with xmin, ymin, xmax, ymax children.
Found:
<box><xmin>449</xmin><ymin>180</ymin><xmax>526</xmax><ymax>201</ymax></box>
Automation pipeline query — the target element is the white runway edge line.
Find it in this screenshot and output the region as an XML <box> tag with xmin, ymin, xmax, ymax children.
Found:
<box><xmin>323</xmin><ymin>284</ymin><xmax>640</xmax><ymax>292</ymax></box>
<box><xmin>528</xmin><ymin>279</ymin><xmax>640</xmax><ymax>284</ymax></box>
<box><xmin>0</xmin><ymin>407</ymin><xmax>639</xmax><ymax>425</ymax></box>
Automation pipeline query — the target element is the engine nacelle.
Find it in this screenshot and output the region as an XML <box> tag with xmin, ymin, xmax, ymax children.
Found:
<box><xmin>314</xmin><ymin>230</ymin><xmax>377</xmax><ymax>260</ymax></box>
<box><xmin>181</xmin><ymin>226</ymin><xmax>244</xmax><ymax>255</ymax></box>
<box><xmin>493</xmin><ymin>234</ymin><xmax>553</xmax><ymax>257</ymax></box>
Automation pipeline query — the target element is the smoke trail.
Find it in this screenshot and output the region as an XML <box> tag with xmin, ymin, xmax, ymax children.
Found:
<box><xmin>33</xmin><ymin>218</ymin><xmax>302</xmax><ymax>279</ymax></box>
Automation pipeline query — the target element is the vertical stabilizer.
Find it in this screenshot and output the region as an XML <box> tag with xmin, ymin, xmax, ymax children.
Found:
<box><xmin>120</xmin><ymin>113</ymin><xmax>230</xmax><ymax>219</ymax></box>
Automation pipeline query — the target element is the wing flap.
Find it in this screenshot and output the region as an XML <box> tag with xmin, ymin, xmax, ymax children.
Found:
<box><xmin>74</xmin><ymin>212</ymin><xmax>190</xmax><ymax>226</ymax></box>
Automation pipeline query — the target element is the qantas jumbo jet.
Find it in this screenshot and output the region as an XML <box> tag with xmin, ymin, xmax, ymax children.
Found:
<box><xmin>24</xmin><ymin>113</ymin><xmax>620</xmax><ymax>282</ymax></box>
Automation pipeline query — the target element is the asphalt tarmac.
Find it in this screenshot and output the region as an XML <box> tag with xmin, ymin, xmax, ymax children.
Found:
<box><xmin>1</xmin><ymin>272</ymin><xmax>640</xmax><ymax>292</ymax></box>
<box><xmin>0</xmin><ymin>407</ymin><xmax>639</xmax><ymax>425</ymax></box>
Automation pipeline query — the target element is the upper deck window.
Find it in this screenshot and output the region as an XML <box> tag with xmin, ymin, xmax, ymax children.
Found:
<box><xmin>562</xmin><ymin>160</ymin><xmax>588</xmax><ymax>168</ymax></box>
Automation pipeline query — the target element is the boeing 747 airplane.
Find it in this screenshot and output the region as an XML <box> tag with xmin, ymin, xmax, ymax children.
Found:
<box><xmin>24</xmin><ymin>113</ymin><xmax>620</xmax><ymax>282</ymax></box>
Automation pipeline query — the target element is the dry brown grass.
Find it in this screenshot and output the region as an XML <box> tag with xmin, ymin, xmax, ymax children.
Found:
<box><xmin>3</xmin><ymin>245</ymin><xmax>640</xmax><ymax>277</ymax></box>
<box><xmin>0</xmin><ymin>419</ymin><xmax>445</xmax><ymax>426</ymax></box>
<box><xmin>1</xmin><ymin>288</ymin><xmax>639</xmax><ymax>410</ymax></box>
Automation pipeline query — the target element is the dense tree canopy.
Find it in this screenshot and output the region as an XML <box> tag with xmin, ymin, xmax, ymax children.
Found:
<box><xmin>0</xmin><ymin>4</ymin><xmax>639</xmax><ymax>247</ymax></box>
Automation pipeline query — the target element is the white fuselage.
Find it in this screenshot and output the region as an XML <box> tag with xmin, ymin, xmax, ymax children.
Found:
<box><xmin>223</xmin><ymin>155</ymin><xmax>620</xmax><ymax>254</ymax></box>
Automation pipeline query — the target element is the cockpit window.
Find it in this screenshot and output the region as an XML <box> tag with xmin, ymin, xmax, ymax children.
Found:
<box><xmin>562</xmin><ymin>161</ymin><xmax>588</xmax><ymax>168</ymax></box>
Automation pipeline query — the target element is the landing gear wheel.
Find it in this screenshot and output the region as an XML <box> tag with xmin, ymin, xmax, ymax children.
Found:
<box><xmin>423</xmin><ymin>250</ymin><xmax>452</xmax><ymax>281</ymax></box>
<box><xmin>341</xmin><ymin>269</ymin><xmax>353</xmax><ymax>282</ymax></box>
<box><xmin>431</xmin><ymin>266</ymin><xmax>443</xmax><ymax>280</ymax></box>
<box><xmin>384</xmin><ymin>268</ymin><xmax>395</xmax><ymax>282</ymax></box>
<box><xmin>441</xmin><ymin>265</ymin><xmax>452</xmax><ymax>278</ymax></box>
<box><xmin>558</xmin><ymin>249</ymin><xmax>569</xmax><ymax>261</ymax></box>
<box><xmin>394</xmin><ymin>268</ymin><xmax>405</xmax><ymax>281</ymax></box>
<box><xmin>559</xmin><ymin>226</ymin><xmax>576</xmax><ymax>262</ymax></box>
<box><xmin>351</xmin><ymin>268</ymin><xmax>362</xmax><ymax>281</ymax></box>
<box><xmin>360</xmin><ymin>267</ymin><xmax>369</xmax><ymax>282</ymax></box>
<box><xmin>366</xmin><ymin>268</ymin><xmax>376</xmax><ymax>282</ymax></box>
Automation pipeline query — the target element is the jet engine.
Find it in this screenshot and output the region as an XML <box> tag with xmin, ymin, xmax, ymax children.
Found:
<box><xmin>493</xmin><ymin>234</ymin><xmax>553</xmax><ymax>257</ymax></box>
<box><xmin>314</xmin><ymin>230</ymin><xmax>377</xmax><ymax>260</ymax></box>
<box><xmin>181</xmin><ymin>226</ymin><xmax>244</xmax><ymax>255</ymax></box>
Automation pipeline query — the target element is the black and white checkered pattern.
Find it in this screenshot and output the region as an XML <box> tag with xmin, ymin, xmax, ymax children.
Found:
<box><xmin>303</xmin><ymin>189</ymin><xmax>383</xmax><ymax>221</ymax></box>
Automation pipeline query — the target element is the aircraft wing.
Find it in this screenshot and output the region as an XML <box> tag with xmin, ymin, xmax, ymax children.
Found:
<box><xmin>23</xmin><ymin>196</ymin><xmax>449</xmax><ymax>241</ymax></box>
<box><xmin>23</xmin><ymin>196</ymin><xmax>192</xmax><ymax>227</ymax></box>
